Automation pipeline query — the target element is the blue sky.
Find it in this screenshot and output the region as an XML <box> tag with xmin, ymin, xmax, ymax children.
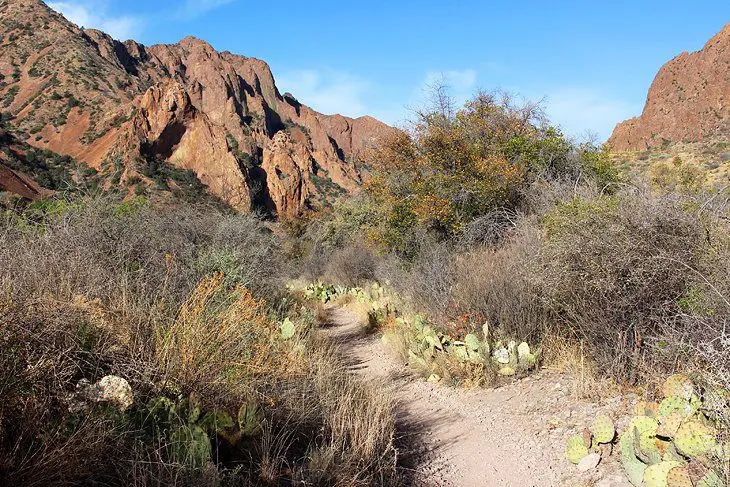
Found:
<box><xmin>47</xmin><ymin>0</ymin><xmax>730</xmax><ymax>141</ymax></box>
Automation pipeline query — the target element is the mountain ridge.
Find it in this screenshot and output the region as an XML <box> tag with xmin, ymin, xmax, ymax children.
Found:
<box><xmin>0</xmin><ymin>0</ymin><xmax>392</xmax><ymax>215</ymax></box>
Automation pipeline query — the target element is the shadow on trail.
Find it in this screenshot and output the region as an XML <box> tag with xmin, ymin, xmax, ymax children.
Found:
<box><xmin>320</xmin><ymin>307</ymin><xmax>466</xmax><ymax>487</ymax></box>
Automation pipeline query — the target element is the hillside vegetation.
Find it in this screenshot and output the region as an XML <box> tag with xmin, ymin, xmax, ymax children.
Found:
<box><xmin>0</xmin><ymin>198</ymin><xmax>397</xmax><ymax>486</ymax></box>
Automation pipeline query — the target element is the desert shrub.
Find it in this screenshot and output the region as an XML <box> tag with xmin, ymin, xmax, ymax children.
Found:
<box><xmin>649</xmin><ymin>156</ymin><xmax>705</xmax><ymax>192</ymax></box>
<box><xmin>450</xmin><ymin>219</ymin><xmax>547</xmax><ymax>340</ymax></box>
<box><xmin>535</xmin><ymin>192</ymin><xmax>705</xmax><ymax>382</ymax></box>
<box><xmin>458</xmin><ymin>207</ymin><xmax>519</xmax><ymax>248</ymax></box>
<box><xmin>367</xmin><ymin>185</ymin><xmax>729</xmax><ymax>390</ymax></box>
<box><xmin>389</xmin><ymin>238</ymin><xmax>455</xmax><ymax>318</ymax></box>
<box><xmin>289</xmin><ymin>194</ymin><xmax>380</xmax><ymax>282</ymax></box>
<box><xmin>324</xmin><ymin>243</ymin><xmax>377</xmax><ymax>286</ymax></box>
<box><xmin>0</xmin><ymin>195</ymin><xmax>282</xmax><ymax>310</ymax></box>
<box><xmin>0</xmin><ymin>303</ymin><xmax>128</xmax><ymax>486</ymax></box>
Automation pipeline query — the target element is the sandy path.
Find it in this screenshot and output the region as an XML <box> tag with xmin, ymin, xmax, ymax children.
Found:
<box><xmin>322</xmin><ymin>307</ymin><xmax>633</xmax><ymax>487</ymax></box>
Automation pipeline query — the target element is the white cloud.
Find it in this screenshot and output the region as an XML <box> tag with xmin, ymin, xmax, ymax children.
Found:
<box><xmin>179</xmin><ymin>0</ymin><xmax>236</xmax><ymax>19</ymax></box>
<box><xmin>543</xmin><ymin>88</ymin><xmax>641</xmax><ymax>142</ymax></box>
<box><xmin>48</xmin><ymin>1</ymin><xmax>144</xmax><ymax>40</ymax></box>
<box><xmin>275</xmin><ymin>68</ymin><xmax>372</xmax><ymax>117</ymax></box>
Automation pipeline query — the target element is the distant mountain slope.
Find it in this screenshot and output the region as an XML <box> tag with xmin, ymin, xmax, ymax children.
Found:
<box><xmin>609</xmin><ymin>23</ymin><xmax>730</xmax><ymax>151</ymax></box>
<box><xmin>0</xmin><ymin>0</ymin><xmax>392</xmax><ymax>215</ymax></box>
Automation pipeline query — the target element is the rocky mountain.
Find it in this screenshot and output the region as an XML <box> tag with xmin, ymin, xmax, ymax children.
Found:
<box><xmin>0</xmin><ymin>0</ymin><xmax>391</xmax><ymax>216</ymax></box>
<box><xmin>608</xmin><ymin>23</ymin><xmax>730</xmax><ymax>151</ymax></box>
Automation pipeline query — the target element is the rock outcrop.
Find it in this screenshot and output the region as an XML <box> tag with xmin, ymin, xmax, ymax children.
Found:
<box><xmin>609</xmin><ymin>23</ymin><xmax>730</xmax><ymax>151</ymax></box>
<box><xmin>0</xmin><ymin>0</ymin><xmax>392</xmax><ymax>215</ymax></box>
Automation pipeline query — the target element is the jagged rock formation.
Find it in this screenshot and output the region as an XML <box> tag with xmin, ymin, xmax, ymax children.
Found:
<box><xmin>0</xmin><ymin>0</ymin><xmax>391</xmax><ymax>215</ymax></box>
<box><xmin>609</xmin><ymin>23</ymin><xmax>730</xmax><ymax>151</ymax></box>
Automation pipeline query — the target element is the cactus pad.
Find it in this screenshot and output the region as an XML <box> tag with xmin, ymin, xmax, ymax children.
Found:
<box><xmin>659</xmin><ymin>396</ymin><xmax>692</xmax><ymax>418</ymax></box>
<box><xmin>566</xmin><ymin>434</ymin><xmax>589</xmax><ymax>464</ymax></box>
<box><xmin>657</xmin><ymin>412</ymin><xmax>684</xmax><ymax>439</ymax></box>
<box><xmin>695</xmin><ymin>469</ymin><xmax>724</xmax><ymax>487</ymax></box>
<box><xmin>591</xmin><ymin>415</ymin><xmax>615</xmax><ymax>444</ymax></box>
<box><xmin>674</xmin><ymin>421</ymin><xmax>718</xmax><ymax>458</ymax></box>
<box><xmin>635</xmin><ymin>401</ymin><xmax>661</xmax><ymax>418</ymax></box>
<box><xmin>620</xmin><ymin>431</ymin><xmax>647</xmax><ymax>486</ymax></box>
<box><xmin>517</xmin><ymin>341</ymin><xmax>530</xmax><ymax>359</ymax></box>
<box><xmin>422</xmin><ymin>327</ymin><xmax>444</xmax><ymax>350</ymax></box>
<box><xmin>464</xmin><ymin>334</ymin><xmax>481</xmax><ymax>352</ymax></box>
<box><xmin>452</xmin><ymin>345</ymin><xmax>470</xmax><ymax>362</ymax></box>
<box><xmin>629</xmin><ymin>416</ymin><xmax>660</xmax><ymax>438</ymax></box>
<box><xmin>280</xmin><ymin>318</ymin><xmax>296</xmax><ymax>340</ymax></box>
<box><xmin>498</xmin><ymin>366</ymin><xmax>516</xmax><ymax>376</ymax></box>
<box><xmin>634</xmin><ymin>425</ymin><xmax>662</xmax><ymax>465</ymax></box>
<box><xmin>664</xmin><ymin>374</ymin><xmax>694</xmax><ymax>401</ymax></box>
<box><xmin>507</xmin><ymin>340</ymin><xmax>519</xmax><ymax>366</ymax></box>
<box><xmin>644</xmin><ymin>461</ymin><xmax>684</xmax><ymax>487</ymax></box>
<box><xmin>238</xmin><ymin>401</ymin><xmax>263</xmax><ymax>437</ymax></box>
<box><xmin>663</xmin><ymin>443</ymin><xmax>686</xmax><ymax>463</ymax></box>
<box><xmin>666</xmin><ymin>466</ymin><xmax>693</xmax><ymax>487</ymax></box>
<box><xmin>170</xmin><ymin>424</ymin><xmax>212</xmax><ymax>468</ymax></box>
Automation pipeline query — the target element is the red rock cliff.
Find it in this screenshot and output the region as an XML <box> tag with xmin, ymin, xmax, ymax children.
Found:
<box><xmin>609</xmin><ymin>24</ymin><xmax>730</xmax><ymax>151</ymax></box>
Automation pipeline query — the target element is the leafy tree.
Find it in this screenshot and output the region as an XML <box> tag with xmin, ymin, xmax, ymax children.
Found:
<box><xmin>365</xmin><ymin>89</ymin><xmax>613</xmax><ymax>253</ymax></box>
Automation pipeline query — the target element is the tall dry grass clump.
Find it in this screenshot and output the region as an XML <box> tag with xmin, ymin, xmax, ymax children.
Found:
<box><xmin>155</xmin><ymin>273</ymin><xmax>292</xmax><ymax>397</ymax></box>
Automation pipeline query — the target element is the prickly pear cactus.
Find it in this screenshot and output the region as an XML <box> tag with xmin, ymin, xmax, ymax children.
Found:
<box><xmin>673</xmin><ymin>421</ymin><xmax>717</xmax><ymax>458</ymax></box>
<box><xmin>566</xmin><ymin>434</ymin><xmax>590</xmax><ymax>464</ymax></box>
<box><xmin>464</xmin><ymin>334</ymin><xmax>481</xmax><ymax>352</ymax></box>
<box><xmin>643</xmin><ymin>461</ymin><xmax>684</xmax><ymax>487</ymax></box>
<box><xmin>280</xmin><ymin>318</ymin><xmax>296</xmax><ymax>340</ymax></box>
<box><xmin>452</xmin><ymin>344</ymin><xmax>470</xmax><ymax>362</ymax></box>
<box><xmin>659</xmin><ymin>396</ymin><xmax>693</xmax><ymax>418</ymax></box>
<box><xmin>498</xmin><ymin>366</ymin><xmax>516</xmax><ymax>376</ymax></box>
<box><xmin>620</xmin><ymin>430</ymin><xmax>647</xmax><ymax>486</ymax></box>
<box><xmin>238</xmin><ymin>401</ymin><xmax>263</xmax><ymax>437</ymax></box>
<box><xmin>695</xmin><ymin>468</ymin><xmax>724</xmax><ymax>487</ymax></box>
<box><xmin>662</xmin><ymin>443</ymin><xmax>685</xmax><ymax>463</ymax></box>
<box><xmin>170</xmin><ymin>424</ymin><xmax>212</xmax><ymax>468</ymax></box>
<box><xmin>507</xmin><ymin>340</ymin><xmax>518</xmax><ymax>366</ymax></box>
<box><xmin>422</xmin><ymin>327</ymin><xmax>444</xmax><ymax>350</ymax></box>
<box><xmin>413</xmin><ymin>315</ymin><xmax>426</xmax><ymax>331</ymax></box>
<box><xmin>666</xmin><ymin>465</ymin><xmax>693</xmax><ymax>487</ymax></box>
<box><xmin>634</xmin><ymin>425</ymin><xmax>662</xmax><ymax>465</ymax></box>
<box><xmin>657</xmin><ymin>412</ymin><xmax>683</xmax><ymax>440</ymax></box>
<box><xmin>664</xmin><ymin>374</ymin><xmax>694</xmax><ymax>401</ymax></box>
<box><xmin>615</xmin><ymin>375</ymin><xmax>725</xmax><ymax>487</ymax></box>
<box><xmin>635</xmin><ymin>401</ymin><xmax>661</xmax><ymax>418</ymax></box>
<box><xmin>629</xmin><ymin>416</ymin><xmax>660</xmax><ymax>439</ymax></box>
<box><xmin>591</xmin><ymin>415</ymin><xmax>616</xmax><ymax>444</ymax></box>
<box><xmin>517</xmin><ymin>341</ymin><xmax>537</xmax><ymax>368</ymax></box>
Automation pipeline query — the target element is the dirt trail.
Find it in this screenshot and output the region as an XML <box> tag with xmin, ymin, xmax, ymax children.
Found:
<box><xmin>322</xmin><ymin>307</ymin><xmax>633</xmax><ymax>487</ymax></box>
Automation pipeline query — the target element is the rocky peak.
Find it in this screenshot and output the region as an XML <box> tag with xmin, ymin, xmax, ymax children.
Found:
<box><xmin>608</xmin><ymin>23</ymin><xmax>730</xmax><ymax>151</ymax></box>
<box><xmin>0</xmin><ymin>0</ymin><xmax>393</xmax><ymax>215</ymax></box>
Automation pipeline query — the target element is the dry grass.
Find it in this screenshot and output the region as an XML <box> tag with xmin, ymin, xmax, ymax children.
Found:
<box><xmin>156</xmin><ymin>273</ymin><xmax>299</xmax><ymax>398</ymax></box>
<box><xmin>450</xmin><ymin>220</ymin><xmax>546</xmax><ymax>341</ymax></box>
<box><xmin>305</xmin><ymin>350</ymin><xmax>397</xmax><ymax>485</ymax></box>
<box><xmin>0</xmin><ymin>196</ymin><xmax>400</xmax><ymax>486</ymax></box>
<box><xmin>540</xmin><ymin>335</ymin><xmax>622</xmax><ymax>400</ymax></box>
